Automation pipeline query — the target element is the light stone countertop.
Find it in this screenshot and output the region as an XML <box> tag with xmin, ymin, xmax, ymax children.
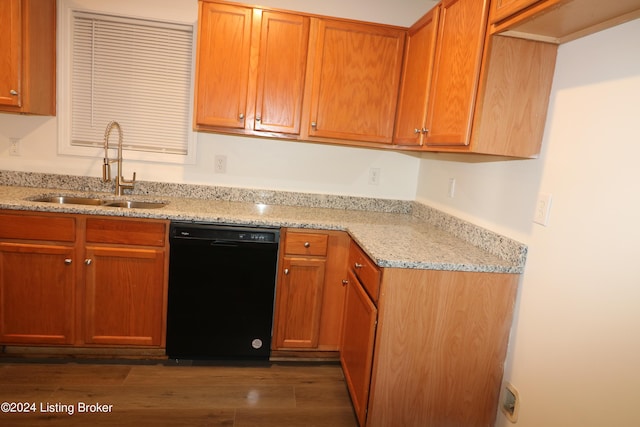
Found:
<box><xmin>0</xmin><ymin>180</ymin><xmax>526</xmax><ymax>274</ymax></box>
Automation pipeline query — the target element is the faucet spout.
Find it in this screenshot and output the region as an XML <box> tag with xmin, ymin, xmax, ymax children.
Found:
<box><xmin>102</xmin><ymin>121</ymin><xmax>136</xmax><ymax>196</ymax></box>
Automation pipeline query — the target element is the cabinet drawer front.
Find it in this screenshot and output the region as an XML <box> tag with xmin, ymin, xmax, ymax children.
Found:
<box><xmin>285</xmin><ymin>232</ymin><xmax>328</xmax><ymax>256</ymax></box>
<box><xmin>349</xmin><ymin>241</ymin><xmax>380</xmax><ymax>302</ymax></box>
<box><xmin>0</xmin><ymin>212</ymin><xmax>75</xmax><ymax>242</ymax></box>
<box><xmin>85</xmin><ymin>218</ymin><xmax>167</xmax><ymax>247</ymax></box>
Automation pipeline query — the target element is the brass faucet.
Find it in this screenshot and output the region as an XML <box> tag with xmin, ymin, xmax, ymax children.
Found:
<box><xmin>102</xmin><ymin>121</ymin><xmax>136</xmax><ymax>196</ymax></box>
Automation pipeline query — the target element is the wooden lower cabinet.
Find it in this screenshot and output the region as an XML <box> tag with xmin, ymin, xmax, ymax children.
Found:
<box><xmin>0</xmin><ymin>210</ymin><xmax>169</xmax><ymax>352</ymax></box>
<box><xmin>272</xmin><ymin>228</ymin><xmax>349</xmax><ymax>354</ymax></box>
<box><xmin>340</xmin><ymin>269</ymin><xmax>377</xmax><ymax>427</ymax></box>
<box><xmin>340</xmin><ymin>239</ymin><xmax>519</xmax><ymax>427</ymax></box>
<box><xmin>275</xmin><ymin>256</ymin><xmax>326</xmax><ymax>348</ymax></box>
<box><xmin>365</xmin><ymin>268</ymin><xmax>519</xmax><ymax>427</ymax></box>
<box><xmin>84</xmin><ymin>245</ymin><xmax>166</xmax><ymax>346</ymax></box>
<box><xmin>0</xmin><ymin>242</ymin><xmax>76</xmax><ymax>345</ymax></box>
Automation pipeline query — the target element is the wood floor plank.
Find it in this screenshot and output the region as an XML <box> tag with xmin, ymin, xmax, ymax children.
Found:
<box><xmin>0</xmin><ymin>363</ymin><xmax>131</xmax><ymax>385</ymax></box>
<box><xmin>0</xmin><ymin>409</ymin><xmax>236</xmax><ymax>427</ymax></box>
<box><xmin>123</xmin><ymin>363</ymin><xmax>347</xmax><ymax>386</ymax></box>
<box><xmin>48</xmin><ymin>384</ymin><xmax>296</xmax><ymax>410</ymax></box>
<box><xmin>294</xmin><ymin>383</ymin><xmax>353</xmax><ymax>409</ymax></box>
<box><xmin>0</xmin><ymin>361</ymin><xmax>356</xmax><ymax>426</ymax></box>
<box><xmin>235</xmin><ymin>407</ymin><xmax>357</xmax><ymax>427</ymax></box>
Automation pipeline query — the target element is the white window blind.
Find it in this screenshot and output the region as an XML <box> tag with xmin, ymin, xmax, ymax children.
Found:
<box><xmin>71</xmin><ymin>11</ymin><xmax>193</xmax><ymax>155</ymax></box>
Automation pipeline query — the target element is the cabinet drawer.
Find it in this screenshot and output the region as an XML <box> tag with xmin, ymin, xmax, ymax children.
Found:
<box><xmin>0</xmin><ymin>212</ymin><xmax>75</xmax><ymax>242</ymax></box>
<box><xmin>284</xmin><ymin>232</ymin><xmax>328</xmax><ymax>256</ymax></box>
<box><xmin>349</xmin><ymin>240</ymin><xmax>381</xmax><ymax>303</ymax></box>
<box><xmin>85</xmin><ymin>218</ymin><xmax>167</xmax><ymax>247</ymax></box>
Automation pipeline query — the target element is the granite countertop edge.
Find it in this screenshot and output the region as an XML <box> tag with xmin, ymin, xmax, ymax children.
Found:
<box><xmin>0</xmin><ymin>182</ymin><xmax>526</xmax><ymax>275</ymax></box>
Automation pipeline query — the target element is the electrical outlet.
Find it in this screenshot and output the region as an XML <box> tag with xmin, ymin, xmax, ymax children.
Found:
<box><xmin>214</xmin><ymin>155</ymin><xmax>227</xmax><ymax>174</ymax></box>
<box><xmin>534</xmin><ymin>192</ymin><xmax>552</xmax><ymax>226</ymax></box>
<box><xmin>369</xmin><ymin>168</ymin><xmax>381</xmax><ymax>185</ymax></box>
<box><xmin>501</xmin><ymin>382</ymin><xmax>520</xmax><ymax>423</ymax></box>
<box><xmin>448</xmin><ymin>178</ymin><xmax>456</xmax><ymax>198</ymax></box>
<box><xmin>9</xmin><ymin>138</ymin><xmax>20</xmax><ymax>156</ymax></box>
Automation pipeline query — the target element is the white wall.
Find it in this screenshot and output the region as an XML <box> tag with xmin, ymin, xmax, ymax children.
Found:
<box><xmin>0</xmin><ymin>0</ymin><xmax>437</xmax><ymax>200</ymax></box>
<box><xmin>417</xmin><ymin>19</ymin><xmax>640</xmax><ymax>427</ymax></box>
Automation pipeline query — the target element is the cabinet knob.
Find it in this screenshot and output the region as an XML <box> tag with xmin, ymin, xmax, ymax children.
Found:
<box><xmin>255</xmin><ymin>115</ymin><xmax>261</xmax><ymax>122</ymax></box>
<box><xmin>64</xmin><ymin>258</ymin><xmax>72</xmax><ymax>265</ymax></box>
<box><xmin>342</xmin><ymin>279</ymin><xmax>349</xmax><ymax>286</ymax></box>
<box><xmin>311</xmin><ymin>121</ymin><xmax>317</xmax><ymax>128</ymax></box>
<box><xmin>239</xmin><ymin>113</ymin><xmax>245</xmax><ymax>120</ymax></box>
<box><xmin>9</xmin><ymin>90</ymin><xmax>18</xmax><ymax>96</ymax></box>
<box><xmin>414</xmin><ymin>128</ymin><xmax>421</xmax><ymax>134</ymax></box>
<box><xmin>284</xmin><ymin>268</ymin><xmax>289</xmax><ymax>275</ymax></box>
<box><xmin>421</xmin><ymin>128</ymin><xmax>429</xmax><ymax>134</ymax></box>
<box><xmin>84</xmin><ymin>259</ymin><xmax>92</xmax><ymax>265</ymax></box>
<box><xmin>304</xmin><ymin>242</ymin><xmax>310</xmax><ymax>248</ymax></box>
<box><xmin>354</xmin><ymin>262</ymin><xmax>363</xmax><ymax>269</ymax></box>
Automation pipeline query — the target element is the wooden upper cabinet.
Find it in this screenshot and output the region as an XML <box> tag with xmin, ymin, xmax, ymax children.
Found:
<box><xmin>0</xmin><ymin>0</ymin><xmax>20</xmax><ymax>109</ymax></box>
<box><xmin>489</xmin><ymin>0</ymin><xmax>542</xmax><ymax>24</ymax></box>
<box><xmin>490</xmin><ymin>0</ymin><xmax>640</xmax><ymax>44</ymax></box>
<box><xmin>393</xmin><ymin>6</ymin><xmax>440</xmax><ymax>146</ymax></box>
<box><xmin>0</xmin><ymin>0</ymin><xmax>56</xmax><ymax>115</ymax></box>
<box><xmin>195</xmin><ymin>2</ymin><xmax>309</xmax><ymax>135</ymax></box>
<box><xmin>253</xmin><ymin>11</ymin><xmax>310</xmax><ymax>134</ymax></box>
<box><xmin>306</xmin><ymin>19</ymin><xmax>405</xmax><ymax>144</ymax></box>
<box><xmin>397</xmin><ymin>0</ymin><xmax>557</xmax><ymax>157</ymax></box>
<box><xmin>468</xmin><ymin>35</ymin><xmax>557</xmax><ymax>158</ymax></box>
<box><xmin>194</xmin><ymin>2</ymin><xmax>252</xmax><ymax>129</ymax></box>
<box><xmin>424</xmin><ymin>0</ymin><xmax>490</xmax><ymax>147</ymax></box>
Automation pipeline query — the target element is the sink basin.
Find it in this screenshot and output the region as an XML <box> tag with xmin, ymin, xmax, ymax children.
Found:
<box><xmin>32</xmin><ymin>196</ymin><xmax>105</xmax><ymax>205</ymax></box>
<box><xmin>30</xmin><ymin>195</ymin><xmax>167</xmax><ymax>209</ymax></box>
<box><xmin>103</xmin><ymin>200</ymin><xmax>167</xmax><ymax>209</ymax></box>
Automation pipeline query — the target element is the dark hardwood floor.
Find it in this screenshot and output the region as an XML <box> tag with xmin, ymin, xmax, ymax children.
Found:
<box><xmin>0</xmin><ymin>359</ymin><xmax>358</xmax><ymax>426</ymax></box>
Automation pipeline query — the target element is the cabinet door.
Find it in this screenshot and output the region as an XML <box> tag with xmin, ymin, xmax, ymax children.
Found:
<box><xmin>0</xmin><ymin>0</ymin><xmax>55</xmax><ymax>115</ymax></box>
<box><xmin>424</xmin><ymin>0</ymin><xmax>489</xmax><ymax>146</ymax></box>
<box><xmin>490</xmin><ymin>0</ymin><xmax>543</xmax><ymax>23</ymax></box>
<box><xmin>254</xmin><ymin>11</ymin><xmax>309</xmax><ymax>134</ymax></box>
<box><xmin>340</xmin><ymin>271</ymin><xmax>377</xmax><ymax>427</ymax></box>
<box><xmin>274</xmin><ymin>257</ymin><xmax>326</xmax><ymax>348</ymax></box>
<box><xmin>0</xmin><ymin>242</ymin><xmax>75</xmax><ymax>345</ymax></box>
<box><xmin>308</xmin><ymin>19</ymin><xmax>405</xmax><ymax>144</ymax></box>
<box><xmin>393</xmin><ymin>6</ymin><xmax>440</xmax><ymax>146</ymax></box>
<box><xmin>0</xmin><ymin>0</ymin><xmax>21</xmax><ymax>108</ymax></box>
<box><xmin>194</xmin><ymin>2</ymin><xmax>252</xmax><ymax>128</ymax></box>
<box><xmin>84</xmin><ymin>246</ymin><xmax>166</xmax><ymax>346</ymax></box>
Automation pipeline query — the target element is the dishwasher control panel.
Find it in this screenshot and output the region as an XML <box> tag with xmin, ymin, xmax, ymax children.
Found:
<box><xmin>170</xmin><ymin>223</ymin><xmax>280</xmax><ymax>243</ymax></box>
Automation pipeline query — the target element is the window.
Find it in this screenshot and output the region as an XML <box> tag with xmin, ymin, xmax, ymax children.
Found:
<box><xmin>58</xmin><ymin>5</ymin><xmax>196</xmax><ymax>163</ymax></box>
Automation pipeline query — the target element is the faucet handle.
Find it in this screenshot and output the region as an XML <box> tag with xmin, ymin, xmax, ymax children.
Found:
<box><xmin>121</xmin><ymin>172</ymin><xmax>137</xmax><ymax>186</ymax></box>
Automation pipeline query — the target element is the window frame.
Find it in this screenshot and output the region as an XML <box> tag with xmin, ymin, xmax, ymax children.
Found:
<box><xmin>57</xmin><ymin>0</ymin><xmax>198</xmax><ymax>165</ymax></box>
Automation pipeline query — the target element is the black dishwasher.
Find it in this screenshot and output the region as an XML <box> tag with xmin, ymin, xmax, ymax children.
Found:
<box><xmin>166</xmin><ymin>222</ymin><xmax>280</xmax><ymax>360</ymax></box>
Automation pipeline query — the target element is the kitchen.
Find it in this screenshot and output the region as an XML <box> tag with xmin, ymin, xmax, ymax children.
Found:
<box><xmin>1</xmin><ymin>0</ymin><xmax>640</xmax><ymax>426</ymax></box>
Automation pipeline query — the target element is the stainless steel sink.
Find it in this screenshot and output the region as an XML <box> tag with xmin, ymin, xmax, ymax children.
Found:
<box><xmin>102</xmin><ymin>200</ymin><xmax>166</xmax><ymax>209</ymax></box>
<box><xmin>32</xmin><ymin>196</ymin><xmax>105</xmax><ymax>206</ymax></box>
<box><xmin>30</xmin><ymin>195</ymin><xmax>167</xmax><ymax>209</ymax></box>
